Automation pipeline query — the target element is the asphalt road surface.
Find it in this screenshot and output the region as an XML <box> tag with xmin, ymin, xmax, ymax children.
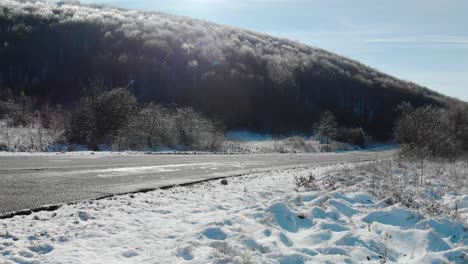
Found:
<box><xmin>0</xmin><ymin>150</ymin><xmax>395</xmax><ymax>214</ymax></box>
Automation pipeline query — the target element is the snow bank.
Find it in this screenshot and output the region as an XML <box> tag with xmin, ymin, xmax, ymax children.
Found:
<box><xmin>0</xmin><ymin>161</ymin><xmax>466</xmax><ymax>263</ymax></box>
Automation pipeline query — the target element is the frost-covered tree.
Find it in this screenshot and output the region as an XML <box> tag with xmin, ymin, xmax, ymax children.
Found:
<box><xmin>114</xmin><ymin>103</ymin><xmax>224</xmax><ymax>151</ymax></box>
<box><xmin>394</xmin><ymin>104</ymin><xmax>464</xmax><ymax>184</ymax></box>
<box><xmin>67</xmin><ymin>84</ymin><xmax>137</xmax><ymax>149</ymax></box>
<box><xmin>116</xmin><ymin>103</ymin><xmax>175</xmax><ymax>150</ymax></box>
<box><xmin>316</xmin><ymin>110</ymin><xmax>338</xmax><ymax>151</ymax></box>
<box><xmin>0</xmin><ymin>0</ymin><xmax>458</xmax><ymax>139</ymax></box>
<box><xmin>395</xmin><ymin>104</ymin><xmax>461</xmax><ymax>160</ymax></box>
<box><xmin>447</xmin><ymin>103</ymin><xmax>468</xmax><ymax>151</ymax></box>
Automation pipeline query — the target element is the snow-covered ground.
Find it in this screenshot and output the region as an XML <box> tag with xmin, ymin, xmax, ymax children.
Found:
<box><xmin>221</xmin><ymin>138</ymin><xmax>360</xmax><ymax>154</ymax></box>
<box><xmin>0</xmin><ymin>159</ymin><xmax>467</xmax><ymax>264</ymax></box>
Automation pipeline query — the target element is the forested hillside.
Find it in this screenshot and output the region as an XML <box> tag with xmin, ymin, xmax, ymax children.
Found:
<box><xmin>0</xmin><ymin>0</ymin><xmax>456</xmax><ymax>139</ymax></box>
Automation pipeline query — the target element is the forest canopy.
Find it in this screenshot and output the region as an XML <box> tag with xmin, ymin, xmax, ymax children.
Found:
<box><xmin>0</xmin><ymin>0</ymin><xmax>460</xmax><ymax>139</ymax></box>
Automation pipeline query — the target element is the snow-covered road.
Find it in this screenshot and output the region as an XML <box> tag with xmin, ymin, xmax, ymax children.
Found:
<box><xmin>0</xmin><ymin>150</ymin><xmax>395</xmax><ymax>215</ymax></box>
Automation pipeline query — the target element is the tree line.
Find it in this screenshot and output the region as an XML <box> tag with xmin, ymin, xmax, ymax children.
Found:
<box><xmin>3</xmin><ymin>82</ymin><xmax>468</xmax><ymax>155</ymax></box>
<box><xmin>0</xmin><ymin>80</ymin><xmax>224</xmax><ymax>151</ymax></box>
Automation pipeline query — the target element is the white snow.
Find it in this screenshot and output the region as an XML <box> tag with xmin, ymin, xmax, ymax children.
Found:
<box><xmin>0</xmin><ymin>160</ymin><xmax>467</xmax><ymax>264</ymax></box>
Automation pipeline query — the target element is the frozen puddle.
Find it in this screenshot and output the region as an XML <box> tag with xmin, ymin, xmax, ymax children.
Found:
<box><xmin>0</xmin><ymin>165</ymin><xmax>466</xmax><ymax>264</ymax></box>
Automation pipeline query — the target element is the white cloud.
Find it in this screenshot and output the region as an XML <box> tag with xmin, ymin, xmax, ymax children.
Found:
<box><xmin>366</xmin><ymin>35</ymin><xmax>468</xmax><ymax>45</ymax></box>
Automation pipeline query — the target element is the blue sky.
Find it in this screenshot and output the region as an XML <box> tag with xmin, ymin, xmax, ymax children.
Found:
<box><xmin>80</xmin><ymin>0</ymin><xmax>468</xmax><ymax>101</ymax></box>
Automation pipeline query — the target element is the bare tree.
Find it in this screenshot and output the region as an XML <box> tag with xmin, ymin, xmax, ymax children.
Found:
<box><xmin>67</xmin><ymin>85</ymin><xmax>137</xmax><ymax>149</ymax></box>
<box><xmin>116</xmin><ymin>103</ymin><xmax>174</xmax><ymax>150</ymax></box>
<box><xmin>447</xmin><ymin>103</ymin><xmax>468</xmax><ymax>151</ymax></box>
<box><xmin>395</xmin><ymin>104</ymin><xmax>462</xmax><ymax>185</ymax></box>
<box><xmin>316</xmin><ymin>110</ymin><xmax>338</xmax><ymax>152</ymax></box>
<box><xmin>115</xmin><ymin>104</ymin><xmax>224</xmax><ymax>151</ymax></box>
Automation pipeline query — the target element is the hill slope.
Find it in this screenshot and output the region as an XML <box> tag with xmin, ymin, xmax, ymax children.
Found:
<box><xmin>0</xmin><ymin>0</ymin><xmax>453</xmax><ymax>138</ymax></box>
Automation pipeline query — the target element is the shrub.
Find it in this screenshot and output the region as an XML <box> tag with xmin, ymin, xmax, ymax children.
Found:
<box><xmin>335</xmin><ymin>127</ymin><xmax>365</xmax><ymax>147</ymax></box>
<box><xmin>174</xmin><ymin>107</ymin><xmax>225</xmax><ymax>151</ymax></box>
<box><xmin>115</xmin><ymin>104</ymin><xmax>224</xmax><ymax>151</ymax></box>
<box><xmin>294</xmin><ymin>174</ymin><xmax>320</xmax><ymax>190</ymax></box>
<box><xmin>0</xmin><ymin>93</ymin><xmax>34</xmax><ymax>127</ymax></box>
<box><xmin>447</xmin><ymin>103</ymin><xmax>468</xmax><ymax>151</ymax></box>
<box><xmin>66</xmin><ymin>86</ymin><xmax>137</xmax><ymax>149</ymax></box>
<box><xmin>395</xmin><ymin>104</ymin><xmax>462</xmax><ymax>160</ymax></box>
<box><xmin>115</xmin><ymin>103</ymin><xmax>182</xmax><ymax>150</ymax></box>
<box><xmin>0</xmin><ymin>120</ymin><xmax>64</xmax><ymax>152</ymax></box>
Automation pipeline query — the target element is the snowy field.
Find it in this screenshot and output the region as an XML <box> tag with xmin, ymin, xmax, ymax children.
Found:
<box><xmin>0</xmin><ymin>159</ymin><xmax>467</xmax><ymax>263</ymax></box>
